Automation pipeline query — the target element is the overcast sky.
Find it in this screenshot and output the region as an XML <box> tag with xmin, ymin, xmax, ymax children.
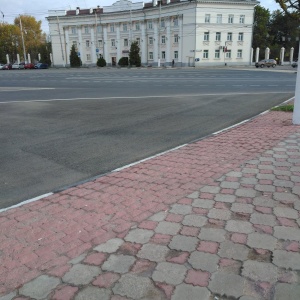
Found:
<box><xmin>0</xmin><ymin>0</ymin><xmax>280</xmax><ymax>33</ymax></box>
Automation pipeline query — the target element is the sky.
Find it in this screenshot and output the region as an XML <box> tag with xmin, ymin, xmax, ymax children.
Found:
<box><xmin>0</xmin><ymin>0</ymin><xmax>281</xmax><ymax>33</ymax></box>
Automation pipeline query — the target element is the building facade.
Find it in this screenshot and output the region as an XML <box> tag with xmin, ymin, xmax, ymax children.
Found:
<box><xmin>47</xmin><ymin>0</ymin><xmax>258</xmax><ymax>67</ymax></box>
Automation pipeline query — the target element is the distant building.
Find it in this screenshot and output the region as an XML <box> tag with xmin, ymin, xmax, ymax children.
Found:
<box><xmin>47</xmin><ymin>0</ymin><xmax>258</xmax><ymax>67</ymax></box>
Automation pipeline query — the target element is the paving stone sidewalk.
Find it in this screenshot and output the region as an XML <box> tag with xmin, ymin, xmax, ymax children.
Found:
<box><xmin>0</xmin><ymin>111</ymin><xmax>300</xmax><ymax>299</ymax></box>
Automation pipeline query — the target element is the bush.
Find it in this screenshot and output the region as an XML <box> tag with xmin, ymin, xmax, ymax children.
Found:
<box><xmin>97</xmin><ymin>57</ymin><xmax>106</xmax><ymax>67</ymax></box>
<box><xmin>70</xmin><ymin>45</ymin><xmax>81</xmax><ymax>67</ymax></box>
<box><xmin>129</xmin><ymin>41</ymin><xmax>141</xmax><ymax>67</ymax></box>
<box><xmin>118</xmin><ymin>57</ymin><xmax>128</xmax><ymax>66</ymax></box>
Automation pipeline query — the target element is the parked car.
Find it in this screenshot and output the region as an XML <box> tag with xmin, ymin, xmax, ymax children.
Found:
<box><xmin>1</xmin><ymin>63</ymin><xmax>12</xmax><ymax>70</ymax></box>
<box><xmin>255</xmin><ymin>59</ymin><xmax>277</xmax><ymax>68</ymax></box>
<box><xmin>34</xmin><ymin>63</ymin><xmax>48</xmax><ymax>69</ymax></box>
<box><xmin>291</xmin><ymin>61</ymin><xmax>298</xmax><ymax>68</ymax></box>
<box><xmin>12</xmin><ymin>63</ymin><xmax>25</xmax><ymax>70</ymax></box>
<box><xmin>24</xmin><ymin>63</ymin><xmax>35</xmax><ymax>69</ymax></box>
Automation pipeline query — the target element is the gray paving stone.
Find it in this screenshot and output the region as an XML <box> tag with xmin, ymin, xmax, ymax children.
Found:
<box><xmin>242</xmin><ymin>261</ymin><xmax>278</xmax><ymax>283</ymax></box>
<box><xmin>125</xmin><ymin>229</ymin><xmax>154</xmax><ymax>244</ymax></box>
<box><xmin>255</xmin><ymin>184</ymin><xmax>276</xmax><ymax>193</ymax></box>
<box><xmin>292</xmin><ymin>186</ymin><xmax>300</xmax><ymax>196</ymax></box>
<box><xmin>102</xmin><ymin>254</ymin><xmax>135</xmax><ymax>274</ymax></box>
<box><xmin>199</xmin><ymin>228</ymin><xmax>226</xmax><ymax>242</ymax></box>
<box><xmin>274</xmin><ymin>193</ymin><xmax>299</xmax><ymax>202</ymax></box>
<box><xmin>258</xmin><ymin>164</ymin><xmax>275</xmax><ymax>170</ymax></box>
<box><xmin>182</xmin><ymin>214</ymin><xmax>207</xmax><ymax>227</ymax></box>
<box><xmin>200</xmin><ymin>186</ymin><xmax>220</xmax><ymax>194</ymax></box>
<box><xmin>208</xmin><ymin>272</ymin><xmax>245</xmax><ymax>298</ymax></box>
<box><xmin>225</xmin><ymin>220</ymin><xmax>253</xmax><ymax>234</ymax></box>
<box><xmin>250</xmin><ymin>213</ymin><xmax>276</xmax><ymax>226</ymax></box>
<box><xmin>291</xmin><ymin>176</ymin><xmax>300</xmax><ymax>182</ymax></box>
<box><xmin>155</xmin><ymin>221</ymin><xmax>181</xmax><ymax>235</ymax></box>
<box><xmin>113</xmin><ymin>274</ymin><xmax>164</xmax><ymax>299</ymax></box>
<box><xmin>208</xmin><ymin>208</ymin><xmax>231</xmax><ymax>220</ymax></box>
<box><xmin>231</xmin><ymin>203</ymin><xmax>253</xmax><ymax>213</ymax></box>
<box><xmin>242</xmin><ymin>168</ymin><xmax>259</xmax><ymax>174</ymax></box>
<box><xmin>259</xmin><ymin>157</ymin><xmax>275</xmax><ymax>162</ymax></box>
<box><xmin>218</xmin><ymin>240</ymin><xmax>249</xmax><ymax>261</ymax></box>
<box><xmin>274</xmin><ymin>207</ymin><xmax>298</xmax><ymax>219</ymax></box>
<box><xmin>274</xmin><ymin>154</ymin><xmax>288</xmax><ymax>158</ymax></box>
<box><xmin>63</xmin><ymin>264</ymin><xmax>101</xmax><ymax>285</ymax></box>
<box><xmin>247</xmin><ymin>159</ymin><xmax>260</xmax><ymax>164</ymax></box>
<box><xmin>274</xmin><ymin>170</ymin><xmax>292</xmax><ymax>176</ymax></box>
<box><xmin>253</xmin><ymin>197</ymin><xmax>275</xmax><ymax>207</ymax></box>
<box><xmin>256</xmin><ymin>173</ymin><xmax>276</xmax><ymax>180</ymax></box>
<box><xmin>235</xmin><ymin>189</ymin><xmax>256</xmax><ymax>198</ymax></box>
<box><xmin>19</xmin><ymin>275</ymin><xmax>60</xmax><ymax>299</ymax></box>
<box><xmin>291</xmin><ymin>166</ymin><xmax>300</xmax><ymax>172</ymax></box>
<box><xmin>149</xmin><ymin>211</ymin><xmax>166</xmax><ymax>222</ymax></box>
<box><xmin>94</xmin><ymin>238</ymin><xmax>124</xmax><ymax>253</ymax></box>
<box><xmin>247</xmin><ymin>233</ymin><xmax>277</xmax><ymax>250</ymax></box>
<box><xmin>170</xmin><ymin>204</ymin><xmax>192</xmax><ymax>215</ymax></box>
<box><xmin>75</xmin><ymin>287</ymin><xmax>111</xmax><ymax>300</ymax></box>
<box><xmin>274</xmin><ymin>283</ymin><xmax>300</xmax><ymax>300</ymax></box>
<box><xmin>274</xmin><ymin>226</ymin><xmax>300</xmax><ymax>241</ymax></box>
<box><xmin>220</xmin><ymin>181</ymin><xmax>240</xmax><ymax>189</ymax></box>
<box><xmin>274</xmin><ymin>161</ymin><xmax>292</xmax><ymax>167</ymax></box>
<box><xmin>187</xmin><ymin>191</ymin><xmax>199</xmax><ymax>199</ymax></box>
<box><xmin>240</xmin><ymin>177</ymin><xmax>258</xmax><ymax>185</ymax></box>
<box><xmin>273</xmin><ymin>250</ymin><xmax>300</xmax><ymax>270</ymax></box>
<box><xmin>69</xmin><ymin>253</ymin><xmax>87</xmax><ymax>264</ymax></box>
<box><xmin>274</xmin><ymin>180</ymin><xmax>294</xmax><ymax>188</ymax></box>
<box><xmin>0</xmin><ymin>292</ymin><xmax>17</xmax><ymax>300</ymax></box>
<box><xmin>172</xmin><ymin>283</ymin><xmax>211</xmax><ymax>300</ymax></box>
<box><xmin>294</xmin><ymin>200</ymin><xmax>300</xmax><ymax>210</ymax></box>
<box><xmin>137</xmin><ymin>244</ymin><xmax>169</xmax><ymax>262</ymax></box>
<box><xmin>152</xmin><ymin>262</ymin><xmax>187</xmax><ymax>285</ymax></box>
<box><xmin>215</xmin><ymin>194</ymin><xmax>236</xmax><ymax>203</ymax></box>
<box><xmin>192</xmin><ymin>199</ymin><xmax>214</xmax><ymax>209</ymax></box>
<box><xmin>188</xmin><ymin>251</ymin><xmax>219</xmax><ymax>272</ymax></box>
<box><xmin>274</xmin><ymin>147</ymin><xmax>287</xmax><ymax>152</ymax></box>
<box><xmin>169</xmin><ymin>235</ymin><xmax>198</xmax><ymax>251</ymax></box>
<box><xmin>227</xmin><ymin>171</ymin><xmax>243</xmax><ymax>177</ymax></box>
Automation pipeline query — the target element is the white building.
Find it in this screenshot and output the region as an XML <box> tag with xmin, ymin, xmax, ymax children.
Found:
<box><xmin>47</xmin><ymin>0</ymin><xmax>258</xmax><ymax>67</ymax></box>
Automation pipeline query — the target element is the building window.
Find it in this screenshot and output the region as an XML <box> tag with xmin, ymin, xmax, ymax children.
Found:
<box><xmin>203</xmin><ymin>50</ymin><xmax>209</xmax><ymax>59</ymax></box>
<box><xmin>72</xmin><ymin>41</ymin><xmax>78</xmax><ymax>50</ymax></box>
<box><xmin>174</xmin><ymin>50</ymin><xmax>178</xmax><ymax>59</ymax></box>
<box><xmin>149</xmin><ymin>51</ymin><xmax>153</xmax><ymax>59</ymax></box>
<box><xmin>148</xmin><ymin>20</ymin><xmax>153</xmax><ymax>29</ymax></box>
<box><xmin>71</xmin><ymin>27</ymin><xmax>76</xmax><ymax>34</ymax></box>
<box><xmin>87</xmin><ymin>54</ymin><xmax>91</xmax><ymax>61</ymax></box>
<box><xmin>215</xmin><ymin>49</ymin><xmax>220</xmax><ymax>59</ymax></box>
<box><xmin>111</xmin><ymin>39</ymin><xmax>115</xmax><ymax>47</ymax></box>
<box><xmin>205</xmin><ymin>14</ymin><xmax>210</xmax><ymax>23</ymax></box>
<box><xmin>204</xmin><ymin>32</ymin><xmax>209</xmax><ymax>41</ymax></box>
<box><xmin>97</xmin><ymin>25</ymin><xmax>101</xmax><ymax>33</ymax></box>
<box><xmin>173</xmin><ymin>17</ymin><xmax>178</xmax><ymax>26</ymax></box>
<box><xmin>162</xmin><ymin>51</ymin><xmax>166</xmax><ymax>59</ymax></box>
<box><xmin>149</xmin><ymin>37</ymin><xmax>153</xmax><ymax>45</ymax></box>
<box><xmin>239</xmin><ymin>15</ymin><xmax>245</xmax><ymax>24</ymax></box>
<box><xmin>237</xmin><ymin>49</ymin><xmax>242</xmax><ymax>58</ymax></box>
<box><xmin>124</xmin><ymin>39</ymin><xmax>128</xmax><ymax>46</ymax></box>
<box><xmin>135</xmin><ymin>22</ymin><xmax>140</xmax><ymax>30</ymax></box>
<box><xmin>161</xmin><ymin>35</ymin><xmax>166</xmax><ymax>44</ymax></box>
<box><xmin>228</xmin><ymin>15</ymin><xmax>234</xmax><ymax>23</ymax></box>
<box><xmin>217</xmin><ymin>14</ymin><xmax>222</xmax><ymax>23</ymax></box>
<box><xmin>226</xmin><ymin>50</ymin><xmax>231</xmax><ymax>58</ymax></box>
<box><xmin>216</xmin><ymin>32</ymin><xmax>221</xmax><ymax>41</ymax></box>
<box><xmin>136</xmin><ymin>38</ymin><xmax>140</xmax><ymax>45</ymax></box>
<box><xmin>238</xmin><ymin>32</ymin><xmax>244</xmax><ymax>41</ymax></box>
<box><xmin>97</xmin><ymin>40</ymin><xmax>102</xmax><ymax>47</ymax></box>
<box><xmin>227</xmin><ymin>32</ymin><xmax>232</xmax><ymax>41</ymax></box>
<box><xmin>86</xmin><ymin>40</ymin><xmax>90</xmax><ymax>47</ymax></box>
<box><xmin>123</xmin><ymin>23</ymin><xmax>128</xmax><ymax>31</ymax></box>
<box><xmin>174</xmin><ymin>34</ymin><xmax>179</xmax><ymax>43</ymax></box>
<box><xmin>110</xmin><ymin>24</ymin><xmax>114</xmax><ymax>32</ymax></box>
<box><xmin>84</xmin><ymin>26</ymin><xmax>89</xmax><ymax>34</ymax></box>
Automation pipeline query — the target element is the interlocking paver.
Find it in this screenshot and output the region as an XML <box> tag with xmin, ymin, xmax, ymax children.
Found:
<box><xmin>218</xmin><ymin>240</ymin><xmax>249</xmax><ymax>261</ymax></box>
<box><xmin>247</xmin><ymin>233</ymin><xmax>277</xmax><ymax>250</ymax></box>
<box><xmin>242</xmin><ymin>261</ymin><xmax>278</xmax><ymax>283</ymax></box>
<box><xmin>274</xmin><ymin>207</ymin><xmax>298</xmax><ymax>219</ymax></box>
<box><xmin>199</xmin><ymin>228</ymin><xmax>226</xmax><ymax>242</ymax></box>
<box><xmin>172</xmin><ymin>283</ymin><xmax>211</xmax><ymax>300</ymax></box>
<box><xmin>102</xmin><ymin>254</ymin><xmax>136</xmax><ymax>274</ymax></box>
<box><xmin>274</xmin><ymin>193</ymin><xmax>299</xmax><ymax>202</ymax></box>
<box><xmin>273</xmin><ymin>250</ymin><xmax>300</xmax><ymax>270</ymax></box>
<box><xmin>182</xmin><ymin>214</ymin><xmax>207</xmax><ymax>227</ymax></box>
<box><xmin>254</xmin><ymin>184</ymin><xmax>276</xmax><ymax>193</ymax></box>
<box><xmin>220</xmin><ymin>181</ymin><xmax>240</xmax><ymax>189</ymax></box>
<box><xmin>225</xmin><ymin>220</ymin><xmax>253</xmax><ymax>234</ymax></box>
<box><xmin>274</xmin><ymin>226</ymin><xmax>300</xmax><ymax>242</ymax></box>
<box><xmin>200</xmin><ymin>186</ymin><xmax>220</xmax><ymax>194</ymax></box>
<box><xmin>236</xmin><ymin>188</ymin><xmax>257</xmax><ymax>198</ymax></box>
<box><xmin>250</xmin><ymin>213</ymin><xmax>276</xmax><ymax>226</ymax></box>
<box><xmin>74</xmin><ymin>287</ymin><xmax>111</xmax><ymax>300</ymax></box>
<box><xmin>253</xmin><ymin>197</ymin><xmax>275</xmax><ymax>207</ymax></box>
<box><xmin>208</xmin><ymin>208</ymin><xmax>231</xmax><ymax>220</ymax></box>
<box><xmin>62</xmin><ymin>264</ymin><xmax>101</xmax><ymax>285</ymax></box>
<box><xmin>137</xmin><ymin>244</ymin><xmax>169</xmax><ymax>262</ymax></box>
<box><xmin>192</xmin><ymin>199</ymin><xmax>214</xmax><ymax>209</ymax></box>
<box><xmin>155</xmin><ymin>221</ymin><xmax>181</xmax><ymax>235</ymax></box>
<box><xmin>274</xmin><ymin>283</ymin><xmax>300</xmax><ymax>300</ymax></box>
<box><xmin>188</xmin><ymin>251</ymin><xmax>219</xmax><ymax>272</ymax></box>
<box><xmin>231</xmin><ymin>203</ymin><xmax>253</xmax><ymax>214</ymax></box>
<box><xmin>170</xmin><ymin>204</ymin><xmax>192</xmax><ymax>215</ymax></box>
<box><xmin>152</xmin><ymin>262</ymin><xmax>187</xmax><ymax>285</ymax></box>
<box><xmin>215</xmin><ymin>194</ymin><xmax>236</xmax><ymax>203</ymax></box>
<box><xmin>124</xmin><ymin>229</ymin><xmax>154</xmax><ymax>244</ymax></box>
<box><xmin>94</xmin><ymin>238</ymin><xmax>124</xmax><ymax>253</ymax></box>
<box><xmin>169</xmin><ymin>235</ymin><xmax>198</xmax><ymax>252</ymax></box>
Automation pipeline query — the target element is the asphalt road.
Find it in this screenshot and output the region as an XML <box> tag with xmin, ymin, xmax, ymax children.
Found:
<box><xmin>0</xmin><ymin>67</ymin><xmax>296</xmax><ymax>208</ymax></box>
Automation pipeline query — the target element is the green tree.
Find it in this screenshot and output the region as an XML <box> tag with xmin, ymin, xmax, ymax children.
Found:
<box><xmin>252</xmin><ymin>5</ymin><xmax>271</xmax><ymax>52</ymax></box>
<box><xmin>39</xmin><ymin>42</ymin><xmax>52</xmax><ymax>65</ymax></box>
<box><xmin>70</xmin><ymin>44</ymin><xmax>81</xmax><ymax>67</ymax></box>
<box><xmin>97</xmin><ymin>56</ymin><xmax>106</xmax><ymax>67</ymax></box>
<box><xmin>129</xmin><ymin>41</ymin><xmax>141</xmax><ymax>67</ymax></box>
<box><xmin>276</xmin><ymin>0</ymin><xmax>300</xmax><ymax>21</ymax></box>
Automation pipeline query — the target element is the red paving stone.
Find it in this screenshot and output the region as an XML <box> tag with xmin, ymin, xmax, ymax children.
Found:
<box><xmin>185</xmin><ymin>269</ymin><xmax>210</xmax><ymax>287</ymax></box>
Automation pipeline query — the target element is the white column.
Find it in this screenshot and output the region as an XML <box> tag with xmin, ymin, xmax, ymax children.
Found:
<box><xmin>290</xmin><ymin>47</ymin><xmax>294</xmax><ymax>64</ymax></box>
<box><xmin>90</xmin><ymin>26</ymin><xmax>96</xmax><ymax>64</ymax></box>
<box><xmin>116</xmin><ymin>23</ymin><xmax>121</xmax><ymax>62</ymax></box>
<box><xmin>255</xmin><ymin>47</ymin><xmax>259</xmax><ymax>63</ymax></box>
<box><xmin>38</xmin><ymin>53</ymin><xmax>41</xmax><ymax>61</ymax></box>
<box><xmin>154</xmin><ymin>20</ymin><xmax>159</xmax><ymax>66</ymax></box>
<box><xmin>28</xmin><ymin>53</ymin><xmax>31</xmax><ymax>63</ymax></box>
<box><xmin>17</xmin><ymin>54</ymin><xmax>20</xmax><ymax>64</ymax></box>
<box><xmin>179</xmin><ymin>16</ymin><xmax>183</xmax><ymax>66</ymax></box>
<box><xmin>280</xmin><ymin>47</ymin><xmax>285</xmax><ymax>65</ymax></box>
<box><xmin>293</xmin><ymin>43</ymin><xmax>300</xmax><ymax>124</ymax></box>
<box><xmin>103</xmin><ymin>24</ymin><xmax>108</xmax><ymax>61</ymax></box>
<box><xmin>250</xmin><ymin>47</ymin><xmax>253</xmax><ymax>65</ymax></box>
<box><xmin>64</xmin><ymin>28</ymin><xmax>70</xmax><ymax>65</ymax></box>
<box><xmin>265</xmin><ymin>47</ymin><xmax>270</xmax><ymax>59</ymax></box>
<box><xmin>50</xmin><ymin>53</ymin><xmax>53</xmax><ymax>65</ymax></box>
<box><xmin>78</xmin><ymin>26</ymin><xmax>83</xmax><ymax>62</ymax></box>
<box><xmin>166</xmin><ymin>18</ymin><xmax>171</xmax><ymax>65</ymax></box>
<box><xmin>141</xmin><ymin>21</ymin><xmax>147</xmax><ymax>65</ymax></box>
<box><xmin>6</xmin><ymin>54</ymin><xmax>10</xmax><ymax>64</ymax></box>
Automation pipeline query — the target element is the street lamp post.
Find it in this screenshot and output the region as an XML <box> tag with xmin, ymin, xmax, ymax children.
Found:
<box><xmin>19</xmin><ymin>15</ymin><xmax>27</xmax><ymax>63</ymax></box>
